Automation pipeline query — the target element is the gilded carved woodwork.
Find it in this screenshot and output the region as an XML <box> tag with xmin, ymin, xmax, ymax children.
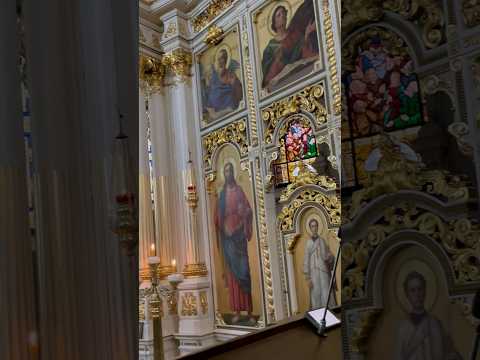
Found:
<box><xmin>181</xmin><ymin>292</ymin><xmax>198</xmax><ymax>316</ymax></box>
<box><xmin>342</xmin><ymin>0</ymin><xmax>384</xmax><ymax>38</ymax></box>
<box><xmin>383</xmin><ymin>0</ymin><xmax>445</xmax><ymax>49</ymax></box>
<box><xmin>167</xmin><ymin>292</ymin><xmax>178</xmax><ymax>315</ymax></box>
<box><xmin>277</xmin><ymin>189</ymin><xmax>341</xmax><ymax>233</ymax></box>
<box><xmin>149</xmin><ymin>291</ymin><xmax>164</xmax><ymax>319</ymax></box>
<box><xmin>204</xmin><ymin>25</ymin><xmax>224</xmax><ymax>46</ymax></box>
<box><xmin>463</xmin><ymin>0</ymin><xmax>480</xmax><ymax>27</ymax></box>
<box><xmin>243</xmin><ymin>30</ymin><xmax>259</xmax><ymax>147</ymax></box>
<box><xmin>139</xmin><ymin>54</ymin><xmax>165</xmax><ymax>93</ymax></box>
<box><xmin>279</xmin><ymin>161</ymin><xmax>337</xmax><ymax>202</ymax></box>
<box><xmin>323</xmin><ymin>2</ymin><xmax>341</xmax><ymax>116</ymax></box>
<box><xmin>255</xmin><ymin>158</ymin><xmax>276</xmax><ymax>322</ymax></box>
<box><xmin>261</xmin><ymin>84</ymin><xmax>328</xmax><ymax>144</ymax></box>
<box><xmin>162</xmin><ymin>48</ymin><xmax>193</xmax><ymax>80</ymax></box>
<box><xmin>342</xmin><ymin>0</ymin><xmax>445</xmax><ymax>49</ymax></box>
<box><xmin>287</xmin><ymin>234</ymin><xmax>301</xmax><ymax>254</ymax></box>
<box><xmin>342</xmin><ymin>203</ymin><xmax>480</xmax><ymax>301</ymax></box>
<box><xmin>182</xmin><ymin>263</ymin><xmax>209</xmax><ymax>277</ymax></box>
<box><xmin>192</xmin><ymin>0</ymin><xmax>236</xmax><ymax>33</ymax></box>
<box><xmin>202</xmin><ymin>119</ymin><xmax>248</xmax><ymax>169</ymax></box>
<box><xmin>346</xmin><ymin>133</ymin><xmax>470</xmax><ymax>220</ymax></box>
<box><xmin>199</xmin><ymin>291</ymin><xmax>208</xmax><ymax>314</ymax></box>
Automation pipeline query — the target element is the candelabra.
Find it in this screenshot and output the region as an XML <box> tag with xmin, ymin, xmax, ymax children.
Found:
<box><xmin>147</xmin><ymin>256</ymin><xmax>184</xmax><ymax>360</ymax></box>
<box><xmin>183</xmin><ymin>153</ymin><xmax>208</xmax><ymax>277</ymax></box>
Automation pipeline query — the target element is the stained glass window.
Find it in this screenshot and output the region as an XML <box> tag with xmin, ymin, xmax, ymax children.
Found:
<box><xmin>273</xmin><ymin>118</ymin><xmax>318</xmax><ymax>187</ymax></box>
<box><xmin>342</xmin><ymin>29</ymin><xmax>424</xmax><ymax>190</ymax></box>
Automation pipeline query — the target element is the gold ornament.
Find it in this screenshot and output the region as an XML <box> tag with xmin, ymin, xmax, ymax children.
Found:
<box><xmin>162</xmin><ymin>48</ymin><xmax>192</xmax><ymax>80</ymax></box>
<box><xmin>181</xmin><ymin>292</ymin><xmax>198</xmax><ymax>316</ymax></box>
<box><xmin>167</xmin><ymin>292</ymin><xmax>178</xmax><ymax>315</ymax></box>
<box><xmin>204</xmin><ymin>25</ymin><xmax>224</xmax><ymax>46</ymax></box>
<box><xmin>199</xmin><ymin>291</ymin><xmax>208</xmax><ymax>314</ymax></box>
<box><xmin>277</xmin><ymin>189</ymin><xmax>341</xmax><ymax>233</ymax></box>
<box><xmin>279</xmin><ymin>161</ymin><xmax>337</xmax><ymax>203</ymax></box>
<box><xmin>342</xmin><ymin>203</ymin><xmax>480</xmax><ymax>301</ymax></box>
<box><xmin>139</xmin><ymin>265</ymin><xmax>177</xmax><ymax>282</ymax></box>
<box><xmin>347</xmin><ymin>133</ymin><xmax>469</xmax><ymax>220</ymax></box>
<box><xmin>323</xmin><ymin>3</ymin><xmax>341</xmax><ymax>115</ymax></box>
<box><xmin>192</xmin><ymin>0</ymin><xmax>235</xmax><ymax>33</ymax></box>
<box><xmin>255</xmin><ymin>159</ymin><xmax>276</xmax><ymax>322</ymax></box>
<box><xmin>342</xmin><ymin>0</ymin><xmax>444</xmax><ymax>49</ymax></box>
<box><xmin>182</xmin><ymin>263</ymin><xmax>208</xmax><ymax>277</ymax></box>
<box><xmin>243</xmin><ymin>30</ymin><xmax>259</xmax><ymax>147</ymax></box>
<box><xmin>139</xmin><ymin>54</ymin><xmax>165</xmax><ymax>94</ymax></box>
<box><xmin>202</xmin><ymin>119</ymin><xmax>248</xmax><ymax>169</ymax></box>
<box><xmin>383</xmin><ymin>0</ymin><xmax>444</xmax><ymax>49</ymax></box>
<box><xmin>261</xmin><ymin>84</ymin><xmax>327</xmax><ymax>144</ymax></box>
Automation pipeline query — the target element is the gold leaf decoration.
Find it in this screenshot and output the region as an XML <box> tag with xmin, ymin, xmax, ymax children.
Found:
<box><xmin>204</xmin><ymin>25</ymin><xmax>224</xmax><ymax>46</ymax></box>
<box><xmin>342</xmin><ymin>203</ymin><xmax>480</xmax><ymax>301</ymax></box>
<box><xmin>261</xmin><ymin>84</ymin><xmax>327</xmax><ymax>144</ymax></box>
<box><xmin>202</xmin><ymin>118</ymin><xmax>248</xmax><ymax>169</ymax></box>
<box><xmin>181</xmin><ymin>292</ymin><xmax>198</xmax><ymax>316</ymax></box>
<box><xmin>192</xmin><ymin>0</ymin><xmax>236</xmax><ymax>33</ymax></box>
<box><xmin>277</xmin><ymin>189</ymin><xmax>341</xmax><ymax>233</ymax></box>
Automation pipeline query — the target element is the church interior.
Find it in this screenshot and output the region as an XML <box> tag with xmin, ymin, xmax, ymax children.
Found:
<box><xmin>138</xmin><ymin>0</ymin><xmax>341</xmax><ymax>358</ymax></box>
<box><xmin>2</xmin><ymin>0</ymin><xmax>480</xmax><ymax>359</ymax></box>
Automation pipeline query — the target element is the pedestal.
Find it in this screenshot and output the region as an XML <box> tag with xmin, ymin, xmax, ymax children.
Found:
<box><xmin>175</xmin><ymin>277</ymin><xmax>214</xmax><ymax>355</ymax></box>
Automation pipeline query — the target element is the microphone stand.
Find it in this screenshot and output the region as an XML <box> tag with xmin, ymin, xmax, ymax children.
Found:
<box><xmin>317</xmin><ymin>238</ymin><xmax>342</xmax><ymax>337</ymax></box>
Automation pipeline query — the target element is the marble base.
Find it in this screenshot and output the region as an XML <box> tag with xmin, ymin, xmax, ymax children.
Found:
<box><xmin>177</xmin><ymin>276</ymin><xmax>213</xmax><ymax>335</ymax></box>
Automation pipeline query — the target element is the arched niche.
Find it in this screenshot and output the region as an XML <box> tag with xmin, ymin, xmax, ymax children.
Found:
<box><xmin>341</xmin><ymin>191</ymin><xmax>479</xmax><ymax>358</ymax></box>
<box><xmin>276</xmin><ymin>185</ymin><xmax>340</xmax><ymax>317</ymax></box>
<box><xmin>265</xmin><ymin>113</ymin><xmax>337</xmax><ymax>189</ymax></box>
<box><xmin>204</xmin><ymin>142</ymin><xmax>265</xmax><ymax>329</ymax></box>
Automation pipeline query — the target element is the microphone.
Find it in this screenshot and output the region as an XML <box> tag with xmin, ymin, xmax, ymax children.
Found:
<box><xmin>470</xmin><ymin>290</ymin><xmax>480</xmax><ymax>360</ymax></box>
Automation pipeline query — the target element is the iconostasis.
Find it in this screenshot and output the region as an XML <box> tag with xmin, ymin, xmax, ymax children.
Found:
<box><xmin>193</xmin><ymin>0</ymin><xmax>341</xmax><ymax>330</ymax></box>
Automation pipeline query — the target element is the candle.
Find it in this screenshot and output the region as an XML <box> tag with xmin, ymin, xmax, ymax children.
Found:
<box><xmin>150</xmin><ymin>243</ymin><xmax>156</xmax><ymax>256</ymax></box>
<box><xmin>171</xmin><ymin>259</ymin><xmax>176</xmax><ymax>268</ymax></box>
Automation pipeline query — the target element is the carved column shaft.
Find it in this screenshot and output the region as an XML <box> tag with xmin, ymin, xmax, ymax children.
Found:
<box><xmin>139</xmin><ymin>88</ymin><xmax>156</xmax><ymax>271</ymax></box>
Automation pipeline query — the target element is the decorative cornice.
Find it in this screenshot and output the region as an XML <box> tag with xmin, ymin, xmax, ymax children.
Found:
<box><xmin>162</xmin><ymin>48</ymin><xmax>193</xmax><ymax>80</ymax></box>
<box><xmin>204</xmin><ymin>25</ymin><xmax>224</xmax><ymax>46</ymax></box>
<box><xmin>277</xmin><ymin>188</ymin><xmax>341</xmax><ymax>233</ymax></box>
<box><xmin>201</xmin><ymin>118</ymin><xmax>248</xmax><ymax>169</ymax></box>
<box><xmin>342</xmin><ymin>0</ymin><xmax>445</xmax><ymax>49</ymax></box>
<box><xmin>139</xmin><ymin>54</ymin><xmax>165</xmax><ymax>93</ymax></box>
<box><xmin>323</xmin><ymin>2</ymin><xmax>341</xmax><ymax>116</ymax></box>
<box><xmin>191</xmin><ymin>0</ymin><xmax>236</xmax><ymax>33</ymax></box>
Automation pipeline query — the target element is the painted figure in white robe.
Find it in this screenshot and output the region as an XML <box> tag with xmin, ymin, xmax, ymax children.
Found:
<box><xmin>394</xmin><ymin>271</ymin><xmax>462</xmax><ymax>360</ymax></box>
<box><xmin>303</xmin><ymin>219</ymin><xmax>336</xmax><ymax>310</ymax></box>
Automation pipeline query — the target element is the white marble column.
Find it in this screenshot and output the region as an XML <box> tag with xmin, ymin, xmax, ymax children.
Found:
<box><xmin>0</xmin><ymin>2</ymin><xmax>37</xmax><ymax>359</ymax></box>
<box><xmin>149</xmin><ymin>89</ymin><xmax>175</xmax><ymax>270</ymax></box>
<box><xmin>139</xmin><ymin>88</ymin><xmax>156</xmax><ymax>272</ymax></box>
<box><xmin>23</xmin><ymin>0</ymin><xmax>138</xmax><ymax>358</ymax></box>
